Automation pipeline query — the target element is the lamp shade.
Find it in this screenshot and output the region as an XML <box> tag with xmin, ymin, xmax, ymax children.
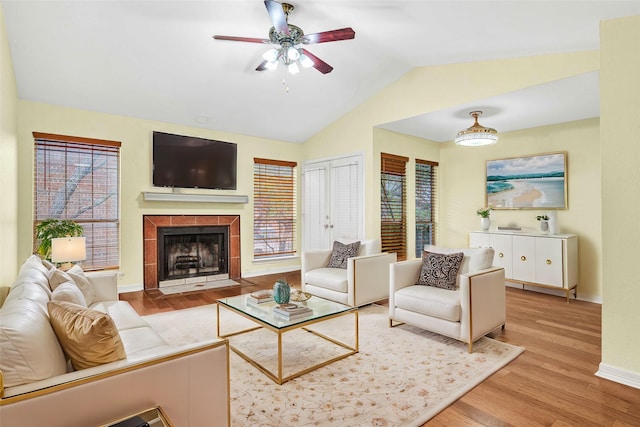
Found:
<box><xmin>51</xmin><ymin>237</ymin><xmax>86</xmax><ymax>263</ymax></box>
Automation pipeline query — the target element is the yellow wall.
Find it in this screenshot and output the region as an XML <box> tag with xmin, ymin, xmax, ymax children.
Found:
<box><xmin>440</xmin><ymin>118</ymin><xmax>602</xmax><ymax>300</ymax></box>
<box><xmin>17</xmin><ymin>101</ymin><xmax>304</xmax><ymax>287</ymax></box>
<box><xmin>0</xmin><ymin>6</ymin><xmax>19</xmax><ymax>285</ymax></box>
<box><xmin>600</xmin><ymin>15</ymin><xmax>640</xmax><ymax>376</ymax></box>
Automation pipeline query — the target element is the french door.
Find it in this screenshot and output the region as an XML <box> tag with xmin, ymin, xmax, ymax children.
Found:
<box><xmin>302</xmin><ymin>154</ymin><xmax>364</xmax><ymax>250</ymax></box>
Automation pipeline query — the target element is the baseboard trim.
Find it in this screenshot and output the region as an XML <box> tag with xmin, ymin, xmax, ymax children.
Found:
<box><xmin>596</xmin><ymin>362</ymin><xmax>640</xmax><ymax>389</ymax></box>
<box><xmin>117</xmin><ymin>283</ymin><xmax>143</xmax><ymax>294</ymax></box>
<box><xmin>504</xmin><ymin>282</ymin><xmax>602</xmax><ymax>304</ymax></box>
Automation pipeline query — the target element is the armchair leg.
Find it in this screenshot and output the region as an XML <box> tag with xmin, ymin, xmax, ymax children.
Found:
<box><xmin>468</xmin><ymin>341</ymin><xmax>473</xmax><ymax>353</ymax></box>
<box><xmin>389</xmin><ymin>318</ymin><xmax>404</xmax><ymax>328</ymax></box>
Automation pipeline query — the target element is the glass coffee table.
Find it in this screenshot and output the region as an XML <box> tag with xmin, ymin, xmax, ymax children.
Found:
<box><xmin>217</xmin><ymin>294</ymin><xmax>358</xmax><ymax>384</ymax></box>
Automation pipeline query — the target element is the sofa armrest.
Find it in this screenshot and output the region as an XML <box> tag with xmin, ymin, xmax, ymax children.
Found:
<box><xmin>86</xmin><ymin>271</ymin><xmax>118</xmax><ymax>302</ymax></box>
<box><xmin>389</xmin><ymin>258</ymin><xmax>423</xmax><ymax>314</ymax></box>
<box><xmin>459</xmin><ymin>267</ymin><xmax>506</xmax><ymax>343</ymax></box>
<box><xmin>346</xmin><ymin>252</ymin><xmax>397</xmax><ymax>306</ymax></box>
<box><xmin>0</xmin><ymin>339</ymin><xmax>230</xmax><ymax>426</ymax></box>
<box><xmin>301</xmin><ymin>249</ymin><xmax>332</xmax><ymax>289</ymax></box>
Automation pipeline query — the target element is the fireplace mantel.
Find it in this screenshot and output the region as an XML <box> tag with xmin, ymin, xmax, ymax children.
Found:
<box><xmin>142</xmin><ymin>192</ymin><xmax>248</xmax><ymax>204</ymax></box>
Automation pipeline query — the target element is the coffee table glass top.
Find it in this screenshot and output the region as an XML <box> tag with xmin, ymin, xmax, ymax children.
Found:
<box><xmin>217</xmin><ymin>294</ymin><xmax>354</xmax><ymax>329</ymax></box>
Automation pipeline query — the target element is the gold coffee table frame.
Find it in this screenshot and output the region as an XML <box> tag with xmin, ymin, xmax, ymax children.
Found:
<box><xmin>217</xmin><ymin>295</ymin><xmax>358</xmax><ymax>385</ymax></box>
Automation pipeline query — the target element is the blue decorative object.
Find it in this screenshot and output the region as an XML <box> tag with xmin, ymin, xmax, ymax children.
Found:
<box><xmin>272</xmin><ymin>280</ymin><xmax>291</xmax><ymax>305</ymax></box>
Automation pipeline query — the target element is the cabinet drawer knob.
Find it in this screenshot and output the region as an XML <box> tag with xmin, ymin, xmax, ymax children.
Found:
<box><xmin>546</xmin><ymin>259</ymin><xmax>552</xmax><ymax>265</ymax></box>
<box><xmin>521</xmin><ymin>256</ymin><xmax>527</xmax><ymax>261</ymax></box>
<box><xmin>498</xmin><ymin>252</ymin><xmax>504</xmax><ymax>258</ymax></box>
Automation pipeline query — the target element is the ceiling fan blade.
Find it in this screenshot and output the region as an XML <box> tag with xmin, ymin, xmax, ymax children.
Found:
<box><xmin>301</xmin><ymin>49</ymin><xmax>333</xmax><ymax>74</ymax></box>
<box><xmin>256</xmin><ymin>61</ymin><xmax>269</xmax><ymax>71</ymax></box>
<box><xmin>264</xmin><ymin>0</ymin><xmax>290</xmax><ymax>35</ymax></box>
<box><xmin>213</xmin><ymin>35</ymin><xmax>271</xmax><ymax>44</ymax></box>
<box><xmin>302</xmin><ymin>27</ymin><xmax>355</xmax><ymax>44</ymax></box>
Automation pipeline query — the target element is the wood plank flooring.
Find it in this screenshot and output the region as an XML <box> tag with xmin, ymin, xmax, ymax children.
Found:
<box><xmin>120</xmin><ymin>272</ymin><xmax>640</xmax><ymax>426</ymax></box>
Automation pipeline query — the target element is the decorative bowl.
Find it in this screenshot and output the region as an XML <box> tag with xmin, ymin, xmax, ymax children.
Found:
<box><xmin>290</xmin><ymin>290</ymin><xmax>312</xmax><ymax>302</ymax></box>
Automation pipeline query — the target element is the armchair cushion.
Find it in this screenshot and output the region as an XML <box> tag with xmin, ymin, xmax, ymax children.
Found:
<box><xmin>304</xmin><ymin>268</ymin><xmax>348</xmax><ymax>292</ymax></box>
<box><xmin>417</xmin><ymin>251</ymin><xmax>463</xmax><ymax>290</ymax></box>
<box><xmin>327</xmin><ymin>240</ymin><xmax>361</xmax><ymax>269</ymax></box>
<box><xmin>395</xmin><ymin>285</ymin><xmax>461</xmax><ymax>322</ymax></box>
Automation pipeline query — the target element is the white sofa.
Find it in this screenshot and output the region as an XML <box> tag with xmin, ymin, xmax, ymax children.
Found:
<box><xmin>0</xmin><ymin>255</ymin><xmax>230</xmax><ymax>426</ymax></box>
<box><xmin>389</xmin><ymin>246</ymin><xmax>506</xmax><ymax>352</ymax></box>
<box><xmin>302</xmin><ymin>239</ymin><xmax>397</xmax><ymax>307</ymax></box>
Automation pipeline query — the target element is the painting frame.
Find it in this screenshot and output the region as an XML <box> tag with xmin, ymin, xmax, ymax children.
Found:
<box><xmin>485</xmin><ymin>151</ymin><xmax>568</xmax><ymax>210</ymax></box>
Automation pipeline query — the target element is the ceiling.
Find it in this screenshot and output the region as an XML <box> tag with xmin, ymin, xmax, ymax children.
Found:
<box><xmin>3</xmin><ymin>1</ymin><xmax>640</xmax><ymax>144</ymax></box>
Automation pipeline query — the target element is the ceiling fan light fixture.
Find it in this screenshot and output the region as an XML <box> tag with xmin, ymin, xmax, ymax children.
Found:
<box><xmin>265</xmin><ymin>60</ymin><xmax>278</xmax><ymax>70</ymax></box>
<box><xmin>287</xmin><ymin>46</ymin><xmax>300</xmax><ymax>61</ymax></box>
<box><xmin>262</xmin><ymin>48</ymin><xmax>279</xmax><ymax>62</ymax></box>
<box><xmin>455</xmin><ymin>111</ymin><xmax>499</xmax><ymax>147</ymax></box>
<box><xmin>299</xmin><ymin>53</ymin><xmax>313</xmax><ymax>68</ymax></box>
<box><xmin>288</xmin><ymin>62</ymin><xmax>300</xmax><ymax>74</ymax></box>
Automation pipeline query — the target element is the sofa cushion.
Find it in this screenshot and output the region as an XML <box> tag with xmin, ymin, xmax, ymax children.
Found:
<box><xmin>418</xmin><ymin>251</ymin><xmax>463</xmax><ymax>290</ymax></box>
<box><xmin>327</xmin><ymin>240</ymin><xmax>361</xmax><ymax>269</ymax></box>
<box><xmin>51</xmin><ymin>281</ymin><xmax>87</xmax><ymax>307</ymax></box>
<box><xmin>47</xmin><ymin>301</ymin><xmax>126</xmax><ymax>370</ymax></box>
<box><xmin>394</xmin><ymin>285</ymin><xmax>461</xmax><ymax>322</ymax></box>
<box><xmin>0</xmin><ymin>297</ymin><xmax>68</xmax><ymax>388</ymax></box>
<box><xmin>304</xmin><ymin>268</ymin><xmax>348</xmax><ymax>293</ymax></box>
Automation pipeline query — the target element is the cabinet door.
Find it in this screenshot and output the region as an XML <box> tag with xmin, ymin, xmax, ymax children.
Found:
<box><xmin>469</xmin><ymin>232</ymin><xmax>490</xmax><ymax>248</ymax></box>
<box><xmin>535</xmin><ymin>237</ymin><xmax>564</xmax><ymax>287</ymax></box>
<box><xmin>490</xmin><ymin>234</ymin><xmax>513</xmax><ymax>278</ymax></box>
<box><xmin>512</xmin><ymin>236</ymin><xmax>536</xmax><ymax>282</ymax></box>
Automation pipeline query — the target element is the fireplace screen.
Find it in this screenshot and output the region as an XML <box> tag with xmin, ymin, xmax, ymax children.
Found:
<box><xmin>157</xmin><ymin>226</ymin><xmax>228</xmax><ymax>282</ymax></box>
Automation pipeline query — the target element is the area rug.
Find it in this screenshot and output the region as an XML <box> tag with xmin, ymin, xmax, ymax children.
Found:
<box><xmin>143</xmin><ymin>304</ymin><xmax>523</xmax><ymax>426</ymax></box>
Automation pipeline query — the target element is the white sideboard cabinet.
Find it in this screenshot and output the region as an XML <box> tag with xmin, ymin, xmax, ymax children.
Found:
<box><xmin>469</xmin><ymin>231</ymin><xmax>578</xmax><ymax>302</ymax></box>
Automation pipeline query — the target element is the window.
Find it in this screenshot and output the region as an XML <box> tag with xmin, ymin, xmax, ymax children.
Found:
<box><xmin>33</xmin><ymin>132</ymin><xmax>120</xmax><ymax>270</ymax></box>
<box><xmin>253</xmin><ymin>158</ymin><xmax>297</xmax><ymax>259</ymax></box>
<box><xmin>381</xmin><ymin>153</ymin><xmax>408</xmax><ymax>261</ymax></box>
<box><xmin>415</xmin><ymin>159</ymin><xmax>438</xmax><ymax>257</ymax></box>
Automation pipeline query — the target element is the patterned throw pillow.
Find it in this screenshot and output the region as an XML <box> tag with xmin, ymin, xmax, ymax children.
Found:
<box><xmin>417</xmin><ymin>251</ymin><xmax>464</xmax><ymax>290</ymax></box>
<box><xmin>327</xmin><ymin>241</ymin><xmax>361</xmax><ymax>269</ymax></box>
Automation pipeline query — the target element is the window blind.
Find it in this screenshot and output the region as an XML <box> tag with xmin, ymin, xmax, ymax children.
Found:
<box><xmin>381</xmin><ymin>153</ymin><xmax>408</xmax><ymax>261</ymax></box>
<box><xmin>415</xmin><ymin>159</ymin><xmax>439</xmax><ymax>257</ymax></box>
<box><xmin>253</xmin><ymin>158</ymin><xmax>297</xmax><ymax>258</ymax></box>
<box><xmin>33</xmin><ymin>132</ymin><xmax>121</xmax><ymax>270</ymax></box>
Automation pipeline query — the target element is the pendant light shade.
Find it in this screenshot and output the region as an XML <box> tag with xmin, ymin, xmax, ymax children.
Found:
<box><xmin>455</xmin><ymin>111</ymin><xmax>498</xmax><ymax>147</ymax></box>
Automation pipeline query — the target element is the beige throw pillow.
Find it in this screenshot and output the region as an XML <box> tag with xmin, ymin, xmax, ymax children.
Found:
<box><xmin>47</xmin><ymin>301</ymin><xmax>126</xmax><ymax>370</ymax></box>
<box><xmin>48</xmin><ymin>267</ymin><xmax>95</xmax><ymax>306</ymax></box>
<box><xmin>51</xmin><ymin>281</ymin><xmax>87</xmax><ymax>307</ymax></box>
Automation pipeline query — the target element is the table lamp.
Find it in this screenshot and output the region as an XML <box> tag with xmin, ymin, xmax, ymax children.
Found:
<box><xmin>51</xmin><ymin>236</ymin><xmax>86</xmax><ymax>271</ymax></box>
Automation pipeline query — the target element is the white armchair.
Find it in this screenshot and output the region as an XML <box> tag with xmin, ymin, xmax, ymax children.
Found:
<box><xmin>389</xmin><ymin>246</ymin><xmax>506</xmax><ymax>352</ymax></box>
<box><xmin>302</xmin><ymin>239</ymin><xmax>397</xmax><ymax>307</ymax></box>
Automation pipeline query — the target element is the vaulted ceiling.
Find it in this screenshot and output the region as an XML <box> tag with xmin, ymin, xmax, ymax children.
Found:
<box><xmin>3</xmin><ymin>1</ymin><xmax>640</xmax><ymax>143</ymax></box>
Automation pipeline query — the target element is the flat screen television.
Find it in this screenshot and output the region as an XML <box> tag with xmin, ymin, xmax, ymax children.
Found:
<box><xmin>152</xmin><ymin>131</ymin><xmax>237</xmax><ymax>190</ymax></box>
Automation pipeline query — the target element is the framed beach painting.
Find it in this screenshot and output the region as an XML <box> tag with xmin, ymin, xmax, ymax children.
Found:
<box><xmin>485</xmin><ymin>152</ymin><xmax>567</xmax><ymax>209</ymax></box>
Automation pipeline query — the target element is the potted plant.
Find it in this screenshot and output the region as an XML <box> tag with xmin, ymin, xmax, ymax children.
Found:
<box><xmin>536</xmin><ymin>215</ymin><xmax>549</xmax><ymax>233</ymax></box>
<box><xmin>35</xmin><ymin>218</ymin><xmax>84</xmax><ymax>260</ymax></box>
<box><xmin>476</xmin><ymin>206</ymin><xmax>493</xmax><ymax>231</ymax></box>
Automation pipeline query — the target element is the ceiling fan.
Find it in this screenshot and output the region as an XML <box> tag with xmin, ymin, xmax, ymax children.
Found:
<box><xmin>213</xmin><ymin>0</ymin><xmax>355</xmax><ymax>74</ymax></box>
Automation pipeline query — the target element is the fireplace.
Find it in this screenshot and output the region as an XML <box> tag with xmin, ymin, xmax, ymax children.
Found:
<box><xmin>158</xmin><ymin>226</ymin><xmax>228</xmax><ymax>283</ymax></box>
<box><xmin>143</xmin><ymin>215</ymin><xmax>241</xmax><ymax>290</ymax></box>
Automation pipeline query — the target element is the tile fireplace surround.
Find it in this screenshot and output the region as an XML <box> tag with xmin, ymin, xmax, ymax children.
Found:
<box><xmin>143</xmin><ymin>215</ymin><xmax>240</xmax><ymax>290</ymax></box>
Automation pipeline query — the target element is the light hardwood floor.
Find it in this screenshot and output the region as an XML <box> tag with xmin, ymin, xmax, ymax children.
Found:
<box><xmin>120</xmin><ymin>272</ymin><xmax>640</xmax><ymax>426</ymax></box>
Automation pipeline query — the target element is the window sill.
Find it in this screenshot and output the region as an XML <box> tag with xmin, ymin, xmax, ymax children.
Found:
<box><xmin>252</xmin><ymin>255</ymin><xmax>299</xmax><ymax>263</ymax></box>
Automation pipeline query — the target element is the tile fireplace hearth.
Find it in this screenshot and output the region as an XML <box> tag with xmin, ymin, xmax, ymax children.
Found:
<box><xmin>143</xmin><ymin>215</ymin><xmax>240</xmax><ymax>290</ymax></box>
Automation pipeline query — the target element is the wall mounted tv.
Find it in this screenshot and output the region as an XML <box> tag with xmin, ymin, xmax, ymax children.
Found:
<box><xmin>152</xmin><ymin>131</ymin><xmax>237</xmax><ymax>190</ymax></box>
